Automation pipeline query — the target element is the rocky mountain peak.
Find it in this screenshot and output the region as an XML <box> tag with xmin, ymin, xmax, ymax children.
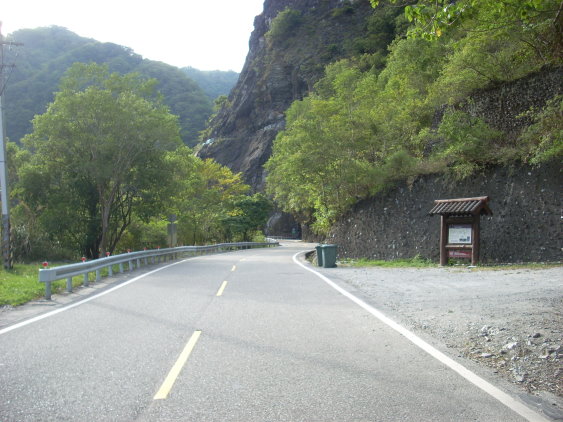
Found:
<box><xmin>198</xmin><ymin>0</ymin><xmax>374</xmax><ymax>190</ymax></box>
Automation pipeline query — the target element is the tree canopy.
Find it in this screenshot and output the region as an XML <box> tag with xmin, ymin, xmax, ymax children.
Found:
<box><xmin>266</xmin><ymin>0</ymin><xmax>562</xmax><ymax>234</ymax></box>
<box><xmin>4</xmin><ymin>26</ymin><xmax>222</xmax><ymax>146</ymax></box>
<box><xmin>370</xmin><ymin>0</ymin><xmax>561</xmax><ymax>58</ymax></box>
<box><xmin>10</xmin><ymin>63</ymin><xmax>263</xmax><ymax>261</ymax></box>
<box><xmin>19</xmin><ymin>63</ymin><xmax>183</xmax><ymax>258</ymax></box>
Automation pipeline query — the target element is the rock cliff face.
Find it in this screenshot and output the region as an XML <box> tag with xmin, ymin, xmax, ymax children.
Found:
<box><xmin>198</xmin><ymin>0</ymin><xmax>376</xmax><ymax>190</ymax></box>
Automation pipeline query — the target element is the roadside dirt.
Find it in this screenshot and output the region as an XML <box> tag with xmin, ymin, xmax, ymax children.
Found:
<box><xmin>319</xmin><ymin>264</ymin><xmax>562</xmax><ymax>418</ymax></box>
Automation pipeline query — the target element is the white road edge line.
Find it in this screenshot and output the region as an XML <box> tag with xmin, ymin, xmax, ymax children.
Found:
<box><xmin>0</xmin><ymin>259</ymin><xmax>190</xmax><ymax>336</ymax></box>
<box><xmin>292</xmin><ymin>251</ymin><xmax>550</xmax><ymax>422</ymax></box>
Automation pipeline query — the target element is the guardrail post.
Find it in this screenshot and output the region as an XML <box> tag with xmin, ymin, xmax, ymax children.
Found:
<box><xmin>128</xmin><ymin>260</ymin><xmax>133</xmax><ymax>271</ymax></box>
<box><xmin>108</xmin><ymin>265</ymin><xmax>113</xmax><ymax>277</ymax></box>
<box><xmin>45</xmin><ymin>281</ymin><xmax>52</xmax><ymax>300</ymax></box>
<box><xmin>144</xmin><ymin>257</ymin><xmax>148</xmax><ymax>265</ymax></box>
<box><xmin>119</xmin><ymin>263</ymin><xmax>124</xmax><ymax>273</ymax></box>
<box><xmin>83</xmin><ymin>273</ymin><xmax>89</xmax><ymax>287</ymax></box>
<box><xmin>66</xmin><ymin>277</ymin><xmax>73</xmax><ymax>293</ymax></box>
<box><xmin>96</xmin><ymin>269</ymin><xmax>101</xmax><ymax>282</ymax></box>
<box><xmin>136</xmin><ymin>258</ymin><xmax>141</xmax><ymax>268</ymax></box>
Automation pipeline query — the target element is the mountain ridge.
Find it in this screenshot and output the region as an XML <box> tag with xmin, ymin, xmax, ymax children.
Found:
<box><xmin>5</xmin><ymin>26</ymin><xmax>238</xmax><ymax>147</ymax></box>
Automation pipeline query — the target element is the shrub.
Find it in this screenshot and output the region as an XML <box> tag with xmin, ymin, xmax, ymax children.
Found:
<box><xmin>434</xmin><ymin>109</ymin><xmax>502</xmax><ymax>179</ymax></box>
<box><xmin>332</xmin><ymin>2</ymin><xmax>354</xmax><ymax>18</ymax></box>
<box><xmin>266</xmin><ymin>8</ymin><xmax>302</xmax><ymax>44</ymax></box>
<box><xmin>518</xmin><ymin>95</ymin><xmax>563</xmax><ymax>165</ymax></box>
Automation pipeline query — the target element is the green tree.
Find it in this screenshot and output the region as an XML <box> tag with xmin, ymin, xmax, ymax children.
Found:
<box><xmin>20</xmin><ymin>63</ymin><xmax>182</xmax><ymax>258</ymax></box>
<box><xmin>518</xmin><ymin>95</ymin><xmax>563</xmax><ymax>164</ymax></box>
<box><xmin>370</xmin><ymin>0</ymin><xmax>562</xmax><ymax>59</ymax></box>
<box><xmin>266</xmin><ymin>8</ymin><xmax>303</xmax><ymax>44</ymax></box>
<box><xmin>433</xmin><ymin>110</ymin><xmax>502</xmax><ymax>179</ymax></box>
<box><xmin>222</xmin><ymin>194</ymin><xmax>273</xmax><ymax>242</ymax></box>
<box><xmin>5</xmin><ymin>27</ymin><xmax>213</xmax><ymax>146</ymax></box>
<box><xmin>266</xmin><ymin>61</ymin><xmax>386</xmax><ymax>233</ymax></box>
<box><xmin>167</xmin><ymin>153</ymin><xmax>249</xmax><ymax>245</ymax></box>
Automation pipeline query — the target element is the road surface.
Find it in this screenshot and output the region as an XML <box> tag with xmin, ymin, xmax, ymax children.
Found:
<box><xmin>0</xmin><ymin>242</ymin><xmax>549</xmax><ymax>421</ymax></box>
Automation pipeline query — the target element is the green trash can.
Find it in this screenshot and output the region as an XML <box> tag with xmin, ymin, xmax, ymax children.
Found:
<box><xmin>315</xmin><ymin>245</ymin><xmax>324</xmax><ymax>267</ymax></box>
<box><xmin>321</xmin><ymin>244</ymin><xmax>337</xmax><ymax>268</ymax></box>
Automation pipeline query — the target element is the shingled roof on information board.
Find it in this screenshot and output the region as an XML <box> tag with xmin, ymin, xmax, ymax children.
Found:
<box><xmin>428</xmin><ymin>196</ymin><xmax>493</xmax><ymax>216</ymax></box>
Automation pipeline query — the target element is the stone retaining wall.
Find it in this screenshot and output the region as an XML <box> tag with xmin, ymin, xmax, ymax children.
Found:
<box><xmin>319</xmin><ymin>161</ymin><xmax>561</xmax><ymax>263</ymax></box>
<box><xmin>311</xmin><ymin>68</ymin><xmax>562</xmax><ymax>264</ymax></box>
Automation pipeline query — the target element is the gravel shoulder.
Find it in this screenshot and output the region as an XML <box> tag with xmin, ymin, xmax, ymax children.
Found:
<box><xmin>319</xmin><ymin>264</ymin><xmax>563</xmax><ymax>418</ymax></box>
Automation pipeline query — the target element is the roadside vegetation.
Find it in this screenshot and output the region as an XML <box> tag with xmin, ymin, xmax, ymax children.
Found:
<box><xmin>0</xmin><ymin>263</ymin><xmax>87</xmax><ymax>306</ymax></box>
<box><xmin>0</xmin><ymin>264</ymin><xmax>43</xmax><ymax>306</ymax></box>
<box><xmin>265</xmin><ymin>0</ymin><xmax>562</xmax><ymax>234</ymax></box>
<box><xmin>339</xmin><ymin>256</ymin><xmax>436</xmax><ymax>268</ymax></box>
<box><xmin>0</xmin><ymin>262</ymin><xmax>141</xmax><ymax>306</ymax></box>
<box><xmin>7</xmin><ymin>63</ymin><xmax>272</xmax><ymax>264</ymax></box>
<box><xmin>338</xmin><ymin>258</ymin><xmax>561</xmax><ymax>270</ymax></box>
<box><xmin>1</xmin><ymin>48</ymin><xmax>269</xmax><ymax>306</ymax></box>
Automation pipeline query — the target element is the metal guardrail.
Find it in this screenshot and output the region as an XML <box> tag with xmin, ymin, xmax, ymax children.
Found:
<box><xmin>38</xmin><ymin>241</ymin><xmax>279</xmax><ymax>300</ymax></box>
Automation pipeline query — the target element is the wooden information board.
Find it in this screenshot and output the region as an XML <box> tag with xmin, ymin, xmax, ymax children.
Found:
<box><xmin>429</xmin><ymin>197</ymin><xmax>493</xmax><ymax>266</ymax></box>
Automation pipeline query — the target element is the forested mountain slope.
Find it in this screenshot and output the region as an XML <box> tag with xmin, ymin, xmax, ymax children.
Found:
<box><xmin>198</xmin><ymin>0</ymin><xmax>402</xmax><ymax>189</ymax></box>
<box><xmin>182</xmin><ymin>67</ymin><xmax>239</xmax><ymax>100</ymax></box>
<box><xmin>4</xmin><ymin>27</ymin><xmax>235</xmax><ymax>147</ymax></box>
<box><xmin>199</xmin><ymin>0</ymin><xmax>561</xmax><ymax>235</ymax></box>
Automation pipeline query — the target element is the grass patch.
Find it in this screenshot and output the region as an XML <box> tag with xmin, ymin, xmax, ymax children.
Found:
<box><xmin>467</xmin><ymin>262</ymin><xmax>562</xmax><ymax>271</ymax></box>
<box><xmin>339</xmin><ymin>255</ymin><xmax>436</xmax><ymax>268</ymax></box>
<box><xmin>0</xmin><ymin>263</ymin><xmax>50</xmax><ymax>306</ymax></box>
<box><xmin>0</xmin><ymin>262</ymin><xmax>125</xmax><ymax>307</ymax></box>
<box><xmin>339</xmin><ymin>257</ymin><xmax>561</xmax><ymax>270</ymax></box>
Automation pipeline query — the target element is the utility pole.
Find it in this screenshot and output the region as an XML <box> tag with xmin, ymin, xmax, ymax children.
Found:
<box><xmin>0</xmin><ymin>23</ymin><xmax>23</xmax><ymax>269</ymax></box>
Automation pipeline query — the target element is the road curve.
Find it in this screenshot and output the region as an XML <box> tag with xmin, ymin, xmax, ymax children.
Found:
<box><xmin>0</xmin><ymin>242</ymin><xmax>546</xmax><ymax>421</ymax></box>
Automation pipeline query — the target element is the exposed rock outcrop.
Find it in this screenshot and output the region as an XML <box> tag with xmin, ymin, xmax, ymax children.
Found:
<box><xmin>198</xmin><ymin>0</ymin><xmax>377</xmax><ymax>190</ymax></box>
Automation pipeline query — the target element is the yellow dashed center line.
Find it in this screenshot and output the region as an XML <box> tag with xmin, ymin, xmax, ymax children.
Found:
<box><xmin>154</xmin><ymin>330</ymin><xmax>202</xmax><ymax>400</ymax></box>
<box><xmin>216</xmin><ymin>281</ymin><xmax>228</xmax><ymax>296</ymax></box>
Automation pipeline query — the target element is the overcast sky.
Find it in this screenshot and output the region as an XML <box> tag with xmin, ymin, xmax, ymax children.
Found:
<box><xmin>2</xmin><ymin>0</ymin><xmax>265</xmax><ymax>72</ymax></box>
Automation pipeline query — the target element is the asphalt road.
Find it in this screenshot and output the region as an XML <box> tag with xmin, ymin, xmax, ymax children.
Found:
<box><xmin>0</xmin><ymin>242</ymin><xmax>547</xmax><ymax>421</ymax></box>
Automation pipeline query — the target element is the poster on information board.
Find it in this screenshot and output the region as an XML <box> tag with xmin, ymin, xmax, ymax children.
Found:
<box><xmin>448</xmin><ymin>224</ymin><xmax>472</xmax><ymax>244</ymax></box>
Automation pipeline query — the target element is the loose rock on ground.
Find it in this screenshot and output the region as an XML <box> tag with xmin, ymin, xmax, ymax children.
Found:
<box><xmin>320</xmin><ymin>264</ymin><xmax>562</xmax><ymax>416</ymax></box>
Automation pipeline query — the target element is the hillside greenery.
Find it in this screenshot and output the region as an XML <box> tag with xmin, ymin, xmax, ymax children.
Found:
<box><xmin>9</xmin><ymin>64</ymin><xmax>271</xmax><ymax>262</ymax></box>
<box><xmin>182</xmin><ymin>66</ymin><xmax>239</xmax><ymax>100</ymax></box>
<box><xmin>4</xmin><ymin>27</ymin><xmax>237</xmax><ymax>147</ymax></box>
<box><xmin>265</xmin><ymin>0</ymin><xmax>562</xmax><ymax>234</ymax></box>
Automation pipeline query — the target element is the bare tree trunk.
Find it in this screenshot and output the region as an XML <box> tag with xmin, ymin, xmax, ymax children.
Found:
<box><xmin>98</xmin><ymin>182</ymin><xmax>119</xmax><ymax>258</ymax></box>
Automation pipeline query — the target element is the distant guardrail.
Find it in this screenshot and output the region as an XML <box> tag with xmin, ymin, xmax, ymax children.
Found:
<box><xmin>38</xmin><ymin>241</ymin><xmax>279</xmax><ymax>300</ymax></box>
